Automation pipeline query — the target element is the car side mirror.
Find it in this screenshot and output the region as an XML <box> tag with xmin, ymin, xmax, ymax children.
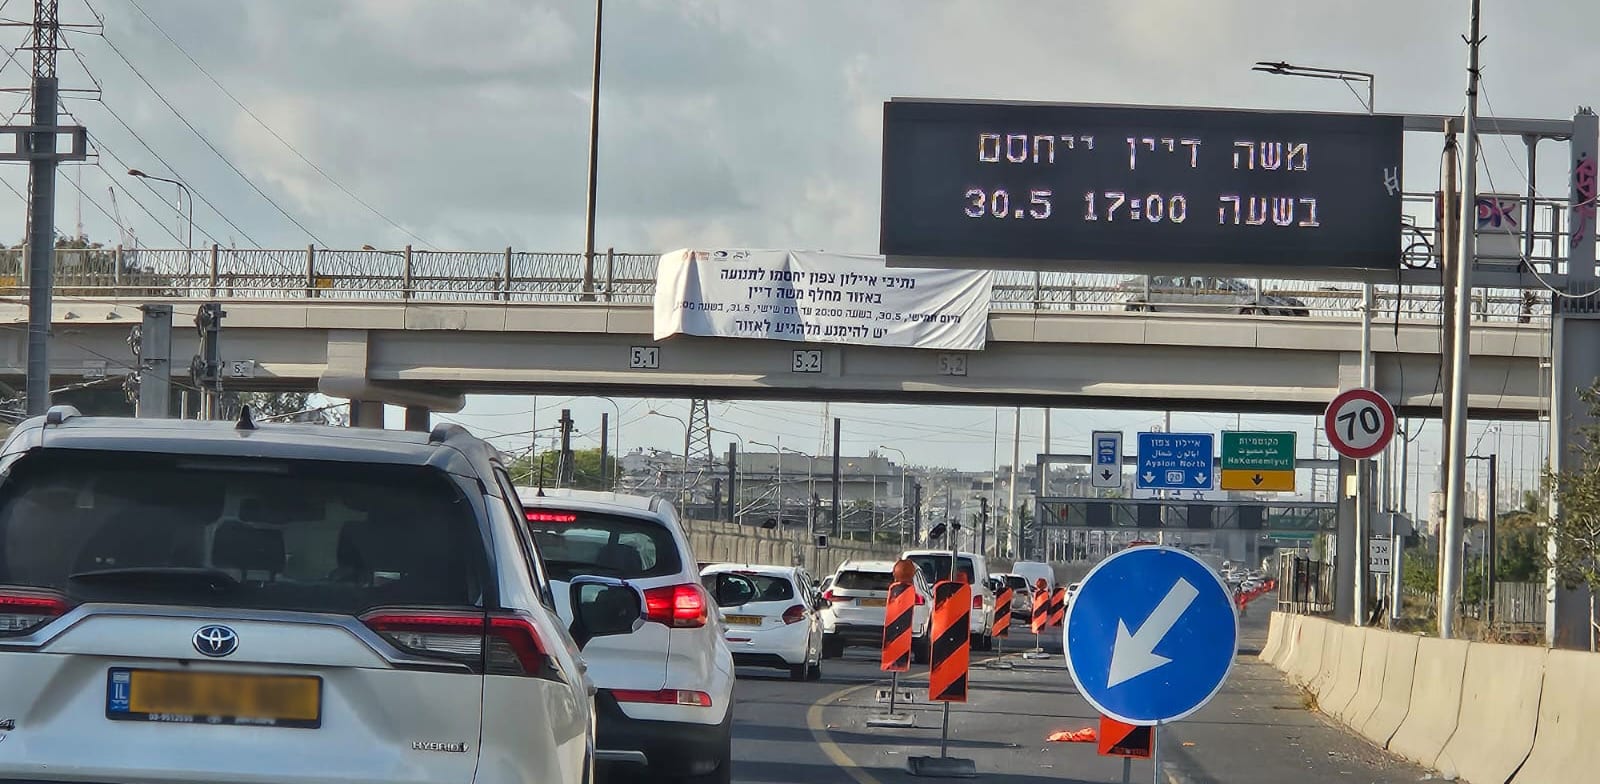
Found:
<box><xmin>711</xmin><ymin>573</ymin><xmax>757</xmax><ymax>608</ymax></box>
<box><xmin>568</xmin><ymin>575</ymin><xmax>644</xmax><ymax>651</ymax></box>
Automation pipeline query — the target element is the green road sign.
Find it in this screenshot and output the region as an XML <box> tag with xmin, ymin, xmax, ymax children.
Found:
<box><xmin>1220</xmin><ymin>431</ymin><xmax>1296</xmax><ymax>491</ymax></box>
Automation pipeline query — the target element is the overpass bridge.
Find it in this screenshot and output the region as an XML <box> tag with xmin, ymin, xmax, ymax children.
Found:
<box><xmin>3</xmin><ymin>246</ymin><xmax>1552</xmax><ymax>417</ymax></box>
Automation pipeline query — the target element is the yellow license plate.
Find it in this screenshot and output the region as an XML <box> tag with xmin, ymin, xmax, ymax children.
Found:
<box><xmin>859</xmin><ymin>597</ymin><xmax>887</xmax><ymax>608</ymax></box>
<box><xmin>723</xmin><ymin>615</ymin><xmax>762</xmax><ymax>626</ymax></box>
<box><xmin>107</xmin><ymin>668</ymin><xmax>322</xmax><ymax>728</ymax></box>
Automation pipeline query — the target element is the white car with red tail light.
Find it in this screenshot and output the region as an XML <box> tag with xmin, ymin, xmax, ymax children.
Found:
<box><xmin>0</xmin><ymin>407</ymin><xmax>643</xmax><ymax>784</ymax></box>
<box><xmin>699</xmin><ymin>564</ymin><xmax>824</xmax><ymax>681</ymax></box>
<box><xmin>519</xmin><ymin>488</ymin><xmax>739</xmax><ymax>784</ymax></box>
<box><xmin>818</xmin><ymin>560</ymin><xmax>932</xmax><ymax>662</ymax></box>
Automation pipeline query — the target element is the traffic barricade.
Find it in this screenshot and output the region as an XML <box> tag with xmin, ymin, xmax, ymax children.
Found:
<box><xmin>1024</xmin><ymin>579</ymin><xmax>1050</xmax><ymax>659</ymax></box>
<box><xmin>1049</xmin><ymin>586</ymin><xmax>1067</xmax><ymax>627</ymax></box>
<box><xmin>867</xmin><ymin>579</ymin><xmax>918</xmax><ymax>728</ymax></box>
<box><xmin>908</xmin><ymin>579</ymin><xmax>975</xmax><ymax>777</ymax></box>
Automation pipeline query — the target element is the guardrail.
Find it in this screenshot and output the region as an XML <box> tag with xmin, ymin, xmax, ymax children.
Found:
<box><xmin>8</xmin><ymin>244</ymin><xmax>1556</xmax><ymax>324</ymax></box>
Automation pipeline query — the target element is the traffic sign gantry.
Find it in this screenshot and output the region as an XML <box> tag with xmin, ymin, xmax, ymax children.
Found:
<box><xmin>1323</xmin><ymin>387</ymin><xmax>1396</xmax><ymax>460</ymax></box>
<box><xmin>1135</xmin><ymin>432</ymin><xmax>1214</xmax><ymax>491</ymax></box>
<box><xmin>1092</xmin><ymin>430</ymin><xmax>1122</xmax><ymax>489</ymax></box>
<box><xmin>1220</xmin><ymin>431</ymin><xmax>1296</xmax><ymax>492</ymax></box>
<box><xmin>1064</xmin><ymin>546</ymin><xmax>1238</xmax><ymax>726</ymax></box>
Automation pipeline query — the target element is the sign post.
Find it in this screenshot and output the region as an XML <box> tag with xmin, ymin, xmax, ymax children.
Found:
<box><xmin>1220</xmin><ymin>431</ymin><xmax>1296</xmax><ymax>492</ymax></box>
<box><xmin>1093</xmin><ymin>431</ymin><xmax>1123</xmax><ymax>489</ymax></box>
<box><xmin>1323</xmin><ymin>387</ymin><xmax>1396</xmax><ymax>626</ymax></box>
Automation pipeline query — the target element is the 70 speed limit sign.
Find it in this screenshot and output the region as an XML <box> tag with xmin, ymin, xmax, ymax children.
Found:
<box><xmin>1323</xmin><ymin>387</ymin><xmax>1396</xmax><ymax>460</ymax></box>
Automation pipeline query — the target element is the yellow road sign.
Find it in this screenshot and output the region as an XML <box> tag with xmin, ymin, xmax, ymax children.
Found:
<box><xmin>1220</xmin><ymin>468</ymin><xmax>1294</xmax><ymax>492</ymax></box>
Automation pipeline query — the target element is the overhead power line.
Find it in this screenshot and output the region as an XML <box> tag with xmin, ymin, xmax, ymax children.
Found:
<box><xmin>91</xmin><ymin>31</ymin><xmax>326</xmax><ymax>246</ymax></box>
<box><xmin>123</xmin><ymin>0</ymin><xmax>436</xmax><ymax>250</ymax></box>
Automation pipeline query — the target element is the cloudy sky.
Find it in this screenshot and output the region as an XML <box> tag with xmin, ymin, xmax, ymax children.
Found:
<box><xmin>0</xmin><ymin>0</ymin><xmax>1584</xmax><ymax>501</ymax></box>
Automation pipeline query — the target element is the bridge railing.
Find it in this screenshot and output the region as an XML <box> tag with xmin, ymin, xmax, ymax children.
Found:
<box><xmin>0</xmin><ymin>242</ymin><xmax>1555</xmax><ymax>324</ymax></box>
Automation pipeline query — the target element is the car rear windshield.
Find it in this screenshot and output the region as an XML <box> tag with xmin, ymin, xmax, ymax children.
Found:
<box><xmin>523</xmin><ymin>509</ymin><xmax>681</xmax><ymax>581</ymax></box>
<box><xmin>833</xmin><ymin>570</ymin><xmax>891</xmax><ymax>591</ymax></box>
<box><xmin>0</xmin><ymin>450</ymin><xmax>488</xmax><ymax>615</ymax></box>
<box><xmin>1002</xmin><ymin>575</ymin><xmax>1027</xmax><ymax>591</ymax></box>
<box><xmin>704</xmin><ymin>572</ymin><xmax>794</xmax><ymax>602</ymax></box>
<box><xmin>908</xmin><ymin>554</ymin><xmax>976</xmax><ymax>585</ymax></box>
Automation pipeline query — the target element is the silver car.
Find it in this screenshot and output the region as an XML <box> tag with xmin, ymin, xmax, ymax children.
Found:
<box><xmin>1119</xmin><ymin>275</ymin><xmax>1310</xmax><ymax>316</ymax></box>
<box><xmin>0</xmin><ymin>408</ymin><xmax>642</xmax><ymax>784</ymax></box>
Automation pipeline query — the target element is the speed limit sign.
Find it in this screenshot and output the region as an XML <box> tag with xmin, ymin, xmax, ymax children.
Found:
<box><xmin>1323</xmin><ymin>387</ymin><xmax>1396</xmax><ymax>459</ymax></box>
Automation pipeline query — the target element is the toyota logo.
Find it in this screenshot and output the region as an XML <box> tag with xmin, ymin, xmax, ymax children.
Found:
<box><xmin>193</xmin><ymin>625</ymin><xmax>239</xmax><ymax>657</ymax></box>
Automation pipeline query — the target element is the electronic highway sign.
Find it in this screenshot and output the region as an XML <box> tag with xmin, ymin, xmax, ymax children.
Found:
<box><xmin>880</xmin><ymin>99</ymin><xmax>1404</xmax><ymax>274</ymax></box>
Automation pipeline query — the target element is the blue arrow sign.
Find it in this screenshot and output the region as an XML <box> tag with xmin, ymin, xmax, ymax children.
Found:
<box><xmin>1064</xmin><ymin>546</ymin><xmax>1238</xmax><ymax>726</ymax></box>
<box><xmin>1135</xmin><ymin>432</ymin><xmax>1214</xmax><ymax>490</ymax></box>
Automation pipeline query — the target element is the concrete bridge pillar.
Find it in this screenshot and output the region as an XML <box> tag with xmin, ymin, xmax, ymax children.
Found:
<box><xmin>349</xmin><ymin>400</ymin><xmax>384</xmax><ymax>429</ymax></box>
<box><xmin>404</xmin><ymin>405</ymin><xmax>431</xmax><ymax>432</ymax></box>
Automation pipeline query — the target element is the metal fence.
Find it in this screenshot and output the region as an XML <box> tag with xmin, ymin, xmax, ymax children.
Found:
<box><xmin>1493</xmin><ymin>581</ymin><xmax>1545</xmax><ymax>626</ymax></box>
<box><xmin>1276</xmin><ymin>554</ymin><xmax>1336</xmax><ymax>615</ymax></box>
<box><xmin>0</xmin><ymin>241</ymin><xmax>1560</xmax><ymax>326</ymax></box>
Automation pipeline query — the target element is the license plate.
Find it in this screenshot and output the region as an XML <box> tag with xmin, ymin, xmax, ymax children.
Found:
<box><xmin>106</xmin><ymin>668</ymin><xmax>322</xmax><ymax>728</ymax></box>
<box><xmin>723</xmin><ymin>614</ymin><xmax>762</xmax><ymax>626</ymax></box>
<box><xmin>859</xmin><ymin>597</ymin><xmax>887</xmax><ymax>608</ymax></box>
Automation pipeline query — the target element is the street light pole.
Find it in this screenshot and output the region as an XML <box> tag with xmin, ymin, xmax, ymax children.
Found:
<box><xmin>881</xmin><ymin>445</ymin><xmax>909</xmax><ymax>544</ymax></box>
<box><xmin>1254</xmin><ymin>59</ymin><xmax>1380</xmax><ymax>625</ymax></box>
<box><xmin>581</xmin><ymin>0</ymin><xmax>603</xmax><ymax>300</ymax></box>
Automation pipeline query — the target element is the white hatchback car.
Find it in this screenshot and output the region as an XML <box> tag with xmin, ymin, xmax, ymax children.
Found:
<box><xmin>700</xmin><ymin>564</ymin><xmax>824</xmax><ymax>681</ymax></box>
<box><xmin>519</xmin><ymin>488</ymin><xmax>739</xmax><ymax>784</ymax></box>
<box><xmin>0</xmin><ymin>410</ymin><xmax>641</xmax><ymax>784</ymax></box>
<box><xmin>820</xmin><ymin>560</ymin><xmax>932</xmax><ymax>662</ymax></box>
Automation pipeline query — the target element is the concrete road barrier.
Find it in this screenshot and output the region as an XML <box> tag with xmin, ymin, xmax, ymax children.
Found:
<box><xmin>1513</xmin><ymin>649</ymin><xmax>1600</xmax><ymax>783</ymax></box>
<box><xmin>1260</xmin><ymin>611</ymin><xmax>1286</xmax><ymax>665</ymax></box>
<box><xmin>1435</xmin><ymin>642</ymin><xmax>1546</xmax><ymax>784</ymax></box>
<box><xmin>1319</xmin><ymin>624</ymin><xmax>1364</xmax><ymax>716</ymax></box>
<box><xmin>1337</xmin><ymin>627</ymin><xmax>1388</xmax><ymax>730</ymax></box>
<box><xmin>1307</xmin><ymin>618</ymin><xmax>1343</xmax><ymax>697</ymax></box>
<box><xmin>1285</xmin><ymin>615</ymin><xmax>1328</xmax><ymax>687</ymax></box>
<box><xmin>1387</xmin><ymin>637</ymin><xmax>1469</xmax><ymax>770</ymax></box>
<box><xmin>1271</xmin><ymin>613</ymin><xmax>1302</xmax><ymax>671</ymax></box>
<box><xmin>1359</xmin><ymin>631</ymin><xmax>1417</xmax><ymax>748</ymax></box>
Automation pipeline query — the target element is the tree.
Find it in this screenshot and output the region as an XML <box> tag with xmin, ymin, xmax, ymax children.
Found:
<box><xmin>1545</xmin><ymin>383</ymin><xmax>1600</xmax><ymax>596</ymax></box>
<box><xmin>221</xmin><ymin>391</ymin><xmax>346</xmax><ymax>426</ymax></box>
<box><xmin>506</xmin><ymin>448</ymin><xmax>614</xmax><ymax>491</ymax></box>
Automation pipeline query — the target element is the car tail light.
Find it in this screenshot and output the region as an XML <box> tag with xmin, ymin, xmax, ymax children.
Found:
<box><xmin>0</xmin><ymin>590</ymin><xmax>69</xmax><ymax>635</ymax></box>
<box><xmin>611</xmin><ymin>688</ymin><xmax>713</xmax><ymax>708</ymax></box>
<box><xmin>973</xmin><ymin>595</ymin><xmax>985</xmax><ymax>610</ymax></box>
<box><xmin>361</xmin><ymin>610</ymin><xmax>561</xmax><ymax>681</ymax></box>
<box><xmin>781</xmin><ymin>605</ymin><xmax>806</xmax><ymax>625</ymax></box>
<box><xmin>643</xmin><ymin>584</ymin><xmax>708</xmax><ymax>628</ymax></box>
<box><xmin>822</xmin><ymin>590</ymin><xmax>836</xmax><ymax>603</ymax></box>
<box><xmin>914</xmin><ymin>593</ymin><xmax>926</xmax><ymax>606</ymax></box>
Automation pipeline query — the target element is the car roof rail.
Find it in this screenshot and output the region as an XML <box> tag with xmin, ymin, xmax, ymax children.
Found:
<box><xmin>43</xmin><ymin>405</ymin><xmax>81</xmax><ymax>426</ymax></box>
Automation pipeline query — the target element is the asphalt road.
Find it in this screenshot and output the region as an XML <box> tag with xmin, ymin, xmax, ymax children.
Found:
<box><xmin>716</xmin><ymin>608</ymin><xmax>1433</xmax><ymax>784</ymax></box>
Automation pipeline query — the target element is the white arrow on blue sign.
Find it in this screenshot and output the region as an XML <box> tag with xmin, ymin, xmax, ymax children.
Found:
<box><xmin>1136</xmin><ymin>432</ymin><xmax>1214</xmax><ymax>491</ymax></box>
<box><xmin>1064</xmin><ymin>546</ymin><xmax>1238</xmax><ymax>726</ymax></box>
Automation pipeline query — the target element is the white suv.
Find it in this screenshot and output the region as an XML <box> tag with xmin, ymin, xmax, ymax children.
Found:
<box><xmin>0</xmin><ymin>409</ymin><xmax>641</xmax><ymax>784</ymax></box>
<box><xmin>820</xmin><ymin>560</ymin><xmax>932</xmax><ymax>662</ymax></box>
<box><xmin>519</xmin><ymin>488</ymin><xmax>737</xmax><ymax>783</ymax></box>
<box><xmin>700</xmin><ymin>563</ymin><xmax>823</xmax><ymax>681</ymax></box>
<box><xmin>901</xmin><ymin>549</ymin><xmax>997</xmax><ymax>650</ymax></box>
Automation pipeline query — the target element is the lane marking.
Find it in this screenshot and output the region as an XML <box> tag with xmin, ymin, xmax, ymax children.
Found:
<box><xmin>803</xmin><ymin>652</ymin><xmax>1011</xmax><ymax>784</ymax></box>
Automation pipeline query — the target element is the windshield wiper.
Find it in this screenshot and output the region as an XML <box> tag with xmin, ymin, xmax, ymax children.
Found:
<box><xmin>68</xmin><ymin>567</ymin><xmax>240</xmax><ymax>593</ymax></box>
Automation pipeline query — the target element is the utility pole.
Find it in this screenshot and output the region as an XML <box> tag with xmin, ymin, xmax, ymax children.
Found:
<box><xmin>132</xmin><ymin>304</ymin><xmax>171</xmax><ymax>418</ymax></box>
<box><xmin>978</xmin><ymin>495</ymin><xmax>990</xmax><ymax>556</ymax></box>
<box><xmin>13</xmin><ymin>0</ymin><xmax>86</xmax><ymax>415</ymax></box>
<box><xmin>558</xmin><ymin>408</ymin><xmax>574</xmax><ymax>487</ymax></box>
<box><xmin>598</xmin><ymin>412</ymin><xmax>609</xmax><ymax>490</ymax></box>
<box><xmin>580</xmin><ymin>0</ymin><xmax>603</xmax><ymax>300</ymax></box>
<box><xmin>1009</xmin><ymin>407</ymin><xmax>1021</xmax><ymax>559</ymax></box>
<box><xmin>191</xmin><ymin>303</ymin><xmax>224</xmax><ymax>420</ymax></box>
<box><xmin>1440</xmin><ymin>0</ymin><xmax>1484</xmax><ymax>640</ymax></box>
<box><xmin>726</xmin><ymin>443</ymin><xmax>738</xmax><ymax>525</ymax></box>
<box><xmin>831</xmin><ymin>417</ymin><xmax>842</xmax><ymax>538</ymax></box>
<box><xmin>912</xmin><ymin>481</ymin><xmax>922</xmax><ymax>545</ymax></box>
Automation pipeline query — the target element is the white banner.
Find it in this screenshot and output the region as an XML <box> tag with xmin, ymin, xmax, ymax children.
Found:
<box><xmin>653</xmin><ymin>249</ymin><xmax>992</xmax><ymax>351</ymax></box>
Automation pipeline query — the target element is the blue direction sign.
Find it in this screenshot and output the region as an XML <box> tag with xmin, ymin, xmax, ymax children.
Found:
<box><xmin>1064</xmin><ymin>546</ymin><xmax>1238</xmax><ymax>726</ymax></box>
<box><xmin>1135</xmin><ymin>432</ymin><xmax>1214</xmax><ymax>490</ymax></box>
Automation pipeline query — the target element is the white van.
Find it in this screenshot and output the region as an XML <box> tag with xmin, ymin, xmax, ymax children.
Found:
<box><xmin>1011</xmin><ymin>560</ymin><xmax>1056</xmax><ymax>596</ymax></box>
